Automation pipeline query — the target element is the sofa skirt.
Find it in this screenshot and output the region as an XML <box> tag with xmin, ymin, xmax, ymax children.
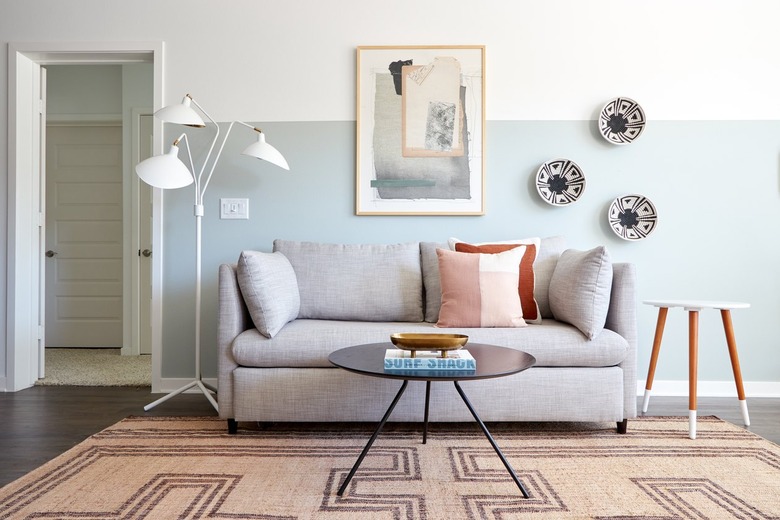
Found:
<box><xmin>231</xmin><ymin>366</ymin><xmax>624</xmax><ymax>423</ymax></box>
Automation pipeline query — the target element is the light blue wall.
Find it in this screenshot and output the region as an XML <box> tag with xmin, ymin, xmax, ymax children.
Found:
<box><xmin>162</xmin><ymin>120</ymin><xmax>780</xmax><ymax>384</ymax></box>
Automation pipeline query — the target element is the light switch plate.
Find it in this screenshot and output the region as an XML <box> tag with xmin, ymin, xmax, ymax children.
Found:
<box><xmin>220</xmin><ymin>198</ymin><xmax>249</xmax><ymax>219</ymax></box>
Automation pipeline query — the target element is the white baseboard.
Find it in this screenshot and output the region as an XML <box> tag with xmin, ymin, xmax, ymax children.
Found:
<box><xmin>153</xmin><ymin>377</ymin><xmax>218</xmax><ymax>394</ymax></box>
<box><xmin>0</xmin><ymin>376</ymin><xmax>6</xmax><ymax>392</ymax></box>
<box><xmin>637</xmin><ymin>380</ymin><xmax>780</xmax><ymax>398</ymax></box>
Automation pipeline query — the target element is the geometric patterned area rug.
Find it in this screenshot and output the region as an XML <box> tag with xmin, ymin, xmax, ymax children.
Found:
<box><xmin>1</xmin><ymin>416</ymin><xmax>779</xmax><ymax>519</ymax></box>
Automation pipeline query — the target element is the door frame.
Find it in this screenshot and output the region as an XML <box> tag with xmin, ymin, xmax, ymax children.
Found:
<box><xmin>130</xmin><ymin>109</ymin><xmax>154</xmax><ymax>356</ymax></box>
<box><xmin>6</xmin><ymin>41</ymin><xmax>165</xmax><ymax>391</ymax></box>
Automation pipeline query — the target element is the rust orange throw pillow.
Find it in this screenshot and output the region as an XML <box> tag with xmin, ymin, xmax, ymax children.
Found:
<box><xmin>453</xmin><ymin>240</ymin><xmax>541</xmax><ymax>323</ymax></box>
<box><xmin>436</xmin><ymin>248</ymin><xmax>527</xmax><ymax>328</ymax></box>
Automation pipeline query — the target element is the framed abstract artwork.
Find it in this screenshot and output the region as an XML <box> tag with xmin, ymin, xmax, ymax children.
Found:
<box><xmin>356</xmin><ymin>45</ymin><xmax>485</xmax><ymax>215</ymax></box>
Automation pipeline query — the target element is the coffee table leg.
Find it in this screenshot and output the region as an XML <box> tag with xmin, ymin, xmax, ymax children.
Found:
<box><xmin>337</xmin><ymin>380</ymin><xmax>409</xmax><ymax>496</ymax></box>
<box><xmin>453</xmin><ymin>381</ymin><xmax>530</xmax><ymax>498</ymax></box>
<box><xmin>423</xmin><ymin>381</ymin><xmax>431</xmax><ymax>444</ymax></box>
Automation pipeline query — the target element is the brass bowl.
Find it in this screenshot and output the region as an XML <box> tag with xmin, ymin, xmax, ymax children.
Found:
<box><xmin>390</xmin><ymin>333</ymin><xmax>469</xmax><ymax>358</ymax></box>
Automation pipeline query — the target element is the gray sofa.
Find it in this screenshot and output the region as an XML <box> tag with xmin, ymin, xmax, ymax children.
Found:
<box><xmin>217</xmin><ymin>237</ymin><xmax>637</xmax><ymax>434</ymax></box>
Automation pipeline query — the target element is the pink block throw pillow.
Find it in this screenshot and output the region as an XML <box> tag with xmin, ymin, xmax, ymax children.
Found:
<box><xmin>452</xmin><ymin>239</ymin><xmax>541</xmax><ymax>324</ymax></box>
<box><xmin>436</xmin><ymin>247</ymin><xmax>527</xmax><ymax>328</ymax></box>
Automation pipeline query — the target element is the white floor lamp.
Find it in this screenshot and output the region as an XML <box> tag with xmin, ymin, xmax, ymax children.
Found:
<box><xmin>136</xmin><ymin>94</ymin><xmax>289</xmax><ymax>412</ymax></box>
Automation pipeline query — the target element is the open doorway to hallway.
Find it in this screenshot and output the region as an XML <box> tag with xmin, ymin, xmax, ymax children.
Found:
<box><xmin>6</xmin><ymin>41</ymin><xmax>163</xmax><ymax>393</ymax></box>
<box><xmin>38</xmin><ymin>64</ymin><xmax>153</xmax><ymax>386</ymax></box>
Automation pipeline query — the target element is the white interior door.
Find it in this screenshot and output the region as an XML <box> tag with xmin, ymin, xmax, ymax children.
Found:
<box><xmin>139</xmin><ymin>115</ymin><xmax>154</xmax><ymax>355</ymax></box>
<box><xmin>45</xmin><ymin>125</ymin><xmax>123</xmax><ymax>348</ymax></box>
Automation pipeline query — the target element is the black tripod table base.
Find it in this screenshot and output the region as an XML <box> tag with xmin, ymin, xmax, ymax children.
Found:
<box><xmin>336</xmin><ymin>380</ymin><xmax>530</xmax><ymax>498</ymax></box>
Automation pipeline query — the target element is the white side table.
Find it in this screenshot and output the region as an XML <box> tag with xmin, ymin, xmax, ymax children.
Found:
<box><xmin>641</xmin><ymin>299</ymin><xmax>750</xmax><ymax>439</ymax></box>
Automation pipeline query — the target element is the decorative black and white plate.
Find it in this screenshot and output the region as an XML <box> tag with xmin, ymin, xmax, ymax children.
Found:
<box><xmin>598</xmin><ymin>97</ymin><xmax>646</xmax><ymax>145</ymax></box>
<box><xmin>608</xmin><ymin>194</ymin><xmax>658</xmax><ymax>240</ymax></box>
<box><xmin>535</xmin><ymin>159</ymin><xmax>586</xmax><ymax>206</ymax></box>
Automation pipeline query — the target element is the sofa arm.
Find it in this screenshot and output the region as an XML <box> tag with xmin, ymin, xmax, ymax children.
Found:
<box><xmin>218</xmin><ymin>263</ymin><xmax>252</xmax><ymax>419</ymax></box>
<box><xmin>605</xmin><ymin>262</ymin><xmax>638</xmax><ymax>419</ymax></box>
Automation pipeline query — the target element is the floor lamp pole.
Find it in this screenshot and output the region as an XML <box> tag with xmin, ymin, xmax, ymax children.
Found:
<box><xmin>136</xmin><ymin>96</ymin><xmax>288</xmax><ymax>413</ymax></box>
<box><xmin>144</xmin><ymin>205</ymin><xmax>218</xmax><ymax>412</ymax></box>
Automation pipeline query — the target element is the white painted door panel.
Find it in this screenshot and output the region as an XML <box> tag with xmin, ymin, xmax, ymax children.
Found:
<box><xmin>45</xmin><ymin>125</ymin><xmax>123</xmax><ymax>347</ymax></box>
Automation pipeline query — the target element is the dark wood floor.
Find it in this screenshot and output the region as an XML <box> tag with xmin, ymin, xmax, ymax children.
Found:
<box><xmin>0</xmin><ymin>386</ymin><xmax>778</xmax><ymax>488</ymax></box>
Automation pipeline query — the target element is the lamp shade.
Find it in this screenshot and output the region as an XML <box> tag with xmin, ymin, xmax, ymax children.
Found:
<box><xmin>154</xmin><ymin>96</ymin><xmax>206</xmax><ymax>127</ymax></box>
<box><xmin>242</xmin><ymin>133</ymin><xmax>290</xmax><ymax>170</ymax></box>
<box><xmin>135</xmin><ymin>145</ymin><xmax>194</xmax><ymax>189</ymax></box>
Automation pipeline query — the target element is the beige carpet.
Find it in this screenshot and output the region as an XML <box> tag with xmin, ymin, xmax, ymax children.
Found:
<box><xmin>35</xmin><ymin>348</ymin><xmax>151</xmax><ymax>386</ymax></box>
<box><xmin>1</xmin><ymin>416</ymin><xmax>779</xmax><ymax>519</ymax></box>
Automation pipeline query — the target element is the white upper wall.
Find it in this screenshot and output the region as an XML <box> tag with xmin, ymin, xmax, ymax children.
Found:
<box><xmin>1</xmin><ymin>0</ymin><xmax>778</xmax><ymax>121</ymax></box>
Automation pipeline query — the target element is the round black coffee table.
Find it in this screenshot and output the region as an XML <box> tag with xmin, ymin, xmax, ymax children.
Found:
<box><xmin>329</xmin><ymin>342</ymin><xmax>536</xmax><ymax>497</ymax></box>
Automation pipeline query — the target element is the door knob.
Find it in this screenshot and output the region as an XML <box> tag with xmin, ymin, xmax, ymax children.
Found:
<box><xmin>46</xmin><ymin>250</ymin><xmax>57</xmax><ymax>258</ymax></box>
<box><xmin>141</xmin><ymin>249</ymin><xmax>152</xmax><ymax>257</ymax></box>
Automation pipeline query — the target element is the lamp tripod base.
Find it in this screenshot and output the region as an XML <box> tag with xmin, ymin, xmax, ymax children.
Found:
<box><xmin>144</xmin><ymin>379</ymin><xmax>218</xmax><ymax>412</ymax></box>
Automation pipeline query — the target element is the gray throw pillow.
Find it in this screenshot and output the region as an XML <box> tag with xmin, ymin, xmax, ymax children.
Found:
<box><xmin>236</xmin><ymin>250</ymin><xmax>300</xmax><ymax>338</ymax></box>
<box><xmin>549</xmin><ymin>246</ymin><xmax>613</xmax><ymax>340</ymax></box>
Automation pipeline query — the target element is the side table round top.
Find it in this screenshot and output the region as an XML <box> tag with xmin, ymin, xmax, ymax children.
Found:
<box><xmin>643</xmin><ymin>299</ymin><xmax>750</xmax><ymax>311</ymax></box>
<box><xmin>328</xmin><ymin>343</ymin><xmax>536</xmax><ymax>382</ymax></box>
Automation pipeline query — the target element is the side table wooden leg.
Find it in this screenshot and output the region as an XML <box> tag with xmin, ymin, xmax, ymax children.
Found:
<box><xmin>689</xmin><ymin>310</ymin><xmax>699</xmax><ymax>439</ymax></box>
<box><xmin>643</xmin><ymin>307</ymin><xmax>668</xmax><ymax>413</ymax></box>
<box><xmin>721</xmin><ymin>309</ymin><xmax>750</xmax><ymax>426</ymax></box>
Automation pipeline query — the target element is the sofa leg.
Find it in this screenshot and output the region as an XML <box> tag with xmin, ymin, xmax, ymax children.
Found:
<box><xmin>617</xmin><ymin>419</ymin><xmax>628</xmax><ymax>434</ymax></box>
<box><xmin>228</xmin><ymin>419</ymin><xmax>238</xmax><ymax>434</ymax></box>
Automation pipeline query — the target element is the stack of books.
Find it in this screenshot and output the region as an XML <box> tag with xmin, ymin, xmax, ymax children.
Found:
<box><xmin>384</xmin><ymin>349</ymin><xmax>476</xmax><ymax>374</ymax></box>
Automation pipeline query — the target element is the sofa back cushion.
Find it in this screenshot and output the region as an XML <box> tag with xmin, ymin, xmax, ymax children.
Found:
<box><xmin>533</xmin><ymin>236</ymin><xmax>566</xmax><ymax>318</ymax></box>
<box><xmin>273</xmin><ymin>240</ymin><xmax>424</xmax><ymax>322</ymax></box>
<box><xmin>420</xmin><ymin>242</ymin><xmax>448</xmax><ymax>323</ymax></box>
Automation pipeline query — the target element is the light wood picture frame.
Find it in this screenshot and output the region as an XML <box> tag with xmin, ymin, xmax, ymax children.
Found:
<box><xmin>356</xmin><ymin>45</ymin><xmax>485</xmax><ymax>215</ymax></box>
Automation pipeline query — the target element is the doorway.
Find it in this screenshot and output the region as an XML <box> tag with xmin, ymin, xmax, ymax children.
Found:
<box><xmin>39</xmin><ymin>63</ymin><xmax>154</xmax><ymax>383</ymax></box>
<box><xmin>6</xmin><ymin>42</ymin><xmax>164</xmax><ymax>392</ymax></box>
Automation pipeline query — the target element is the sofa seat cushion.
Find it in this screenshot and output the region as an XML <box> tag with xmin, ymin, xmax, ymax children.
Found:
<box><xmin>231</xmin><ymin>319</ymin><xmax>628</xmax><ymax>369</ymax></box>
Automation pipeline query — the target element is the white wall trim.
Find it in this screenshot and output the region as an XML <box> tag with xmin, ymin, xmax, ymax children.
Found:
<box><xmin>637</xmin><ymin>380</ymin><xmax>780</xmax><ymax>398</ymax></box>
<box><xmin>156</xmin><ymin>377</ymin><xmax>218</xmax><ymax>395</ymax></box>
